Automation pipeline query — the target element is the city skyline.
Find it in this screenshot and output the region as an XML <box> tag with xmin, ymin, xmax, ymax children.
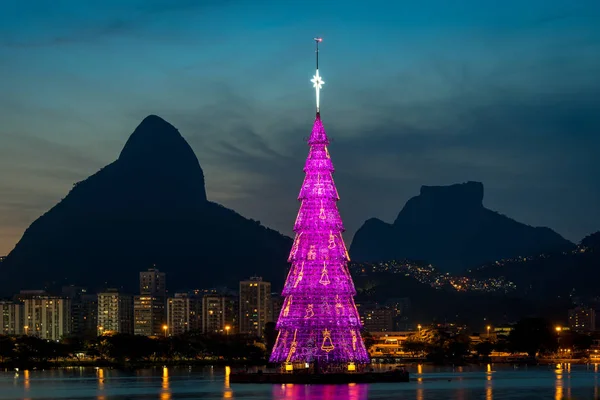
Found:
<box><xmin>1</xmin><ymin>0</ymin><xmax>600</xmax><ymax>256</ymax></box>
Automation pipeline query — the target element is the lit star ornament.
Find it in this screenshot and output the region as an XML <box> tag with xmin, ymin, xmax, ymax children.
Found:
<box><xmin>311</xmin><ymin>70</ymin><xmax>324</xmax><ymax>112</ymax></box>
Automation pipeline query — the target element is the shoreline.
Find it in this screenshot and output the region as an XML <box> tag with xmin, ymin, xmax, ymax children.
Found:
<box><xmin>1</xmin><ymin>358</ymin><xmax>591</xmax><ymax>371</ymax></box>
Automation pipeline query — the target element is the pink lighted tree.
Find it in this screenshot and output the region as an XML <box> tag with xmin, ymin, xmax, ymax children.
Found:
<box><xmin>270</xmin><ymin>41</ymin><xmax>369</xmax><ymax>365</ymax></box>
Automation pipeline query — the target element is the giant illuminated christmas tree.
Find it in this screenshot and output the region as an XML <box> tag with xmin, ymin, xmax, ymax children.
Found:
<box><xmin>269</xmin><ymin>39</ymin><xmax>370</xmax><ymax>366</ymax></box>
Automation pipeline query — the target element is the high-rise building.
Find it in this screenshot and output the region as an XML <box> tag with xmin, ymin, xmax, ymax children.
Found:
<box><xmin>97</xmin><ymin>290</ymin><xmax>133</xmax><ymax>335</ymax></box>
<box><xmin>0</xmin><ymin>301</ymin><xmax>23</xmax><ymax>335</ymax></box>
<box><xmin>22</xmin><ymin>296</ymin><xmax>71</xmax><ymax>340</ymax></box>
<box><xmin>569</xmin><ymin>306</ymin><xmax>596</xmax><ymax>332</ymax></box>
<box><xmin>359</xmin><ymin>304</ymin><xmax>395</xmax><ymax>332</ymax></box>
<box><xmin>239</xmin><ymin>277</ymin><xmax>271</xmax><ymax>337</ymax></box>
<box><xmin>62</xmin><ymin>286</ymin><xmax>98</xmax><ymax>339</ymax></box>
<box><xmin>140</xmin><ymin>267</ymin><xmax>166</xmax><ymax>297</ymax></box>
<box><xmin>134</xmin><ymin>295</ymin><xmax>165</xmax><ymax>336</ymax></box>
<box><xmin>166</xmin><ymin>293</ymin><xmax>202</xmax><ymax>336</ymax></box>
<box><xmin>269</xmin><ymin>41</ymin><xmax>370</xmax><ymax>366</ymax></box>
<box><xmin>202</xmin><ymin>294</ymin><xmax>236</xmax><ymax>334</ymax></box>
<box><xmin>135</xmin><ymin>268</ymin><xmax>167</xmax><ymax>336</ymax></box>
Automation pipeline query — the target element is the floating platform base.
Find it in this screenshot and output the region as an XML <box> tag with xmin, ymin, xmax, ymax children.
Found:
<box><xmin>230</xmin><ymin>370</ymin><xmax>409</xmax><ymax>384</ymax></box>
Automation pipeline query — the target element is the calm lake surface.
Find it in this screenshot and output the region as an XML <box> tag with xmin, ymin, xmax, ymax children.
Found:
<box><xmin>1</xmin><ymin>364</ymin><xmax>599</xmax><ymax>399</ymax></box>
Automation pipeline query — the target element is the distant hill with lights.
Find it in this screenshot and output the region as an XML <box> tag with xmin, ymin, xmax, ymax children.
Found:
<box><xmin>349</xmin><ymin>181</ymin><xmax>575</xmax><ymax>274</ymax></box>
<box><xmin>467</xmin><ymin>232</ymin><xmax>600</xmax><ymax>299</ymax></box>
<box><xmin>0</xmin><ymin>115</ymin><xmax>292</xmax><ymax>295</ymax></box>
<box><xmin>349</xmin><ymin>236</ymin><xmax>600</xmax><ymax>326</ymax></box>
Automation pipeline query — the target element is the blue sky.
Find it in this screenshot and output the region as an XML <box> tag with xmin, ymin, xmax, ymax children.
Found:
<box><xmin>1</xmin><ymin>0</ymin><xmax>599</xmax><ymax>254</ymax></box>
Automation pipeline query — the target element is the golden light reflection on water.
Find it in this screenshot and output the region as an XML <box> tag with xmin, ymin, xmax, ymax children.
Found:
<box><xmin>161</xmin><ymin>366</ymin><xmax>171</xmax><ymax>400</ymax></box>
<box><xmin>555</xmin><ymin>364</ymin><xmax>563</xmax><ymax>400</ymax></box>
<box><xmin>97</xmin><ymin>368</ymin><xmax>104</xmax><ymax>390</ymax></box>
<box><xmin>416</xmin><ymin>363</ymin><xmax>423</xmax><ymax>383</ymax></box>
<box><xmin>223</xmin><ymin>366</ymin><xmax>233</xmax><ymax>399</ymax></box>
<box><xmin>415</xmin><ymin>363</ymin><xmax>424</xmax><ymax>400</ymax></box>
<box><xmin>162</xmin><ymin>367</ymin><xmax>169</xmax><ymax>390</ymax></box>
<box><xmin>96</xmin><ymin>368</ymin><xmax>106</xmax><ymax>400</ymax></box>
<box><xmin>486</xmin><ymin>363</ymin><xmax>493</xmax><ymax>400</ymax></box>
<box><xmin>24</xmin><ymin>369</ymin><xmax>30</xmax><ymax>391</ymax></box>
<box><xmin>416</xmin><ymin>386</ymin><xmax>424</xmax><ymax>400</ymax></box>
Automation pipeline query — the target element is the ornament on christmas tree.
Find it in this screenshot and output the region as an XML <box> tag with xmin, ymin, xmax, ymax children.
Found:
<box><xmin>287</xmin><ymin>329</ymin><xmax>298</xmax><ymax>362</ymax></box>
<box><xmin>304</xmin><ymin>304</ymin><xmax>314</xmax><ymax>319</ymax></box>
<box><xmin>328</xmin><ymin>231</ymin><xmax>336</xmax><ymax>249</ymax></box>
<box><xmin>307</xmin><ymin>245</ymin><xmax>316</xmax><ymax>260</ymax></box>
<box><xmin>269</xmin><ymin>38</ymin><xmax>370</xmax><ymax>366</ymax></box>
<box><xmin>294</xmin><ymin>262</ymin><xmax>304</xmax><ymax>288</ymax></box>
<box><xmin>335</xmin><ymin>295</ymin><xmax>343</xmax><ymax>315</ymax></box>
<box><xmin>319</xmin><ymin>202</ymin><xmax>326</xmax><ymax>220</ymax></box>
<box><xmin>319</xmin><ymin>262</ymin><xmax>331</xmax><ymax>285</ymax></box>
<box><xmin>283</xmin><ymin>296</ymin><xmax>292</xmax><ymax>317</ymax></box>
<box><xmin>321</xmin><ymin>329</ymin><xmax>335</xmax><ymax>353</ymax></box>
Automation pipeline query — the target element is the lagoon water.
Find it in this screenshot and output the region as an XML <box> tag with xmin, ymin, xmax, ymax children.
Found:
<box><xmin>1</xmin><ymin>364</ymin><xmax>599</xmax><ymax>399</ymax></box>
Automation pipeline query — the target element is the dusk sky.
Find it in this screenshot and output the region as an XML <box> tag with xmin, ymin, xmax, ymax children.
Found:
<box><xmin>1</xmin><ymin>0</ymin><xmax>599</xmax><ymax>255</ymax></box>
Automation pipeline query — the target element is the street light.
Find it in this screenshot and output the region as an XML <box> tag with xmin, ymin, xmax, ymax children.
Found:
<box><xmin>417</xmin><ymin>324</ymin><xmax>422</xmax><ymax>333</ymax></box>
<box><xmin>162</xmin><ymin>324</ymin><xmax>168</xmax><ymax>338</ymax></box>
<box><xmin>98</xmin><ymin>326</ymin><xmax>104</xmax><ymax>336</ymax></box>
<box><xmin>24</xmin><ymin>325</ymin><xmax>29</xmax><ymax>336</ymax></box>
<box><xmin>556</xmin><ymin>326</ymin><xmax>562</xmax><ymax>350</ymax></box>
<box><xmin>225</xmin><ymin>325</ymin><xmax>231</xmax><ymax>336</ymax></box>
<box><xmin>487</xmin><ymin>325</ymin><xmax>491</xmax><ymax>338</ymax></box>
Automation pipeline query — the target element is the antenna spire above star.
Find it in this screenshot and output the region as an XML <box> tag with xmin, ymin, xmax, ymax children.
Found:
<box><xmin>311</xmin><ymin>38</ymin><xmax>324</xmax><ymax>114</ymax></box>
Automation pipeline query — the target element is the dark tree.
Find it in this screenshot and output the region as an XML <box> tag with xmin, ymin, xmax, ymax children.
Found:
<box><xmin>446</xmin><ymin>333</ymin><xmax>471</xmax><ymax>360</ymax></box>
<box><xmin>0</xmin><ymin>336</ymin><xmax>15</xmax><ymax>362</ymax></box>
<box><xmin>475</xmin><ymin>341</ymin><xmax>494</xmax><ymax>360</ymax></box>
<box><xmin>508</xmin><ymin>318</ymin><xmax>557</xmax><ymax>358</ymax></box>
<box><xmin>264</xmin><ymin>322</ymin><xmax>277</xmax><ymax>357</ymax></box>
<box><xmin>361</xmin><ymin>331</ymin><xmax>375</xmax><ymax>350</ymax></box>
<box><xmin>402</xmin><ymin>338</ymin><xmax>427</xmax><ymax>357</ymax></box>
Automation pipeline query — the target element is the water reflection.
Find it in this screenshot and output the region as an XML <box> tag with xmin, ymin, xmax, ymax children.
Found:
<box><xmin>223</xmin><ymin>366</ymin><xmax>232</xmax><ymax>399</ymax></box>
<box><xmin>96</xmin><ymin>367</ymin><xmax>105</xmax><ymax>400</ymax></box>
<box><xmin>97</xmin><ymin>368</ymin><xmax>104</xmax><ymax>389</ymax></box>
<box><xmin>24</xmin><ymin>369</ymin><xmax>30</xmax><ymax>391</ymax></box>
<box><xmin>3</xmin><ymin>364</ymin><xmax>600</xmax><ymax>400</ymax></box>
<box><xmin>555</xmin><ymin>363</ymin><xmax>563</xmax><ymax>400</ymax></box>
<box><xmin>161</xmin><ymin>366</ymin><xmax>171</xmax><ymax>400</ymax></box>
<box><xmin>273</xmin><ymin>383</ymin><xmax>367</xmax><ymax>400</ymax></box>
<box><xmin>416</xmin><ymin>385</ymin><xmax>424</xmax><ymax>400</ymax></box>
<box><xmin>486</xmin><ymin>363</ymin><xmax>493</xmax><ymax>400</ymax></box>
<box><xmin>22</xmin><ymin>369</ymin><xmax>31</xmax><ymax>400</ymax></box>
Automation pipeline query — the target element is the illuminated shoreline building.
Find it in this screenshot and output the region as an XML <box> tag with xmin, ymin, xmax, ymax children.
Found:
<box><xmin>202</xmin><ymin>293</ymin><xmax>236</xmax><ymax>334</ymax></box>
<box><xmin>167</xmin><ymin>292</ymin><xmax>202</xmax><ymax>336</ymax></box>
<box><xmin>97</xmin><ymin>289</ymin><xmax>133</xmax><ymax>335</ymax></box>
<box><xmin>22</xmin><ymin>296</ymin><xmax>71</xmax><ymax>340</ymax></box>
<box><xmin>239</xmin><ymin>277</ymin><xmax>271</xmax><ymax>336</ymax></box>
<box><xmin>269</xmin><ymin>39</ymin><xmax>370</xmax><ymax>366</ymax></box>
<box><xmin>134</xmin><ymin>268</ymin><xmax>167</xmax><ymax>336</ymax></box>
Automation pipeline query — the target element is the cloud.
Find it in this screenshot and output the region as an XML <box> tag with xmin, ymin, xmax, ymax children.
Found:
<box><xmin>157</xmin><ymin>46</ymin><xmax>600</xmax><ymax>244</ymax></box>
<box><xmin>0</xmin><ymin>0</ymin><xmax>238</xmax><ymax>48</ymax></box>
<box><xmin>0</xmin><ymin>0</ymin><xmax>598</xmax><ymax>256</ymax></box>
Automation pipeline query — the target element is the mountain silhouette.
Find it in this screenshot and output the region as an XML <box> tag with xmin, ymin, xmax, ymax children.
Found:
<box><xmin>0</xmin><ymin>115</ymin><xmax>292</xmax><ymax>295</ymax></box>
<box><xmin>349</xmin><ymin>181</ymin><xmax>574</xmax><ymax>273</ymax></box>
